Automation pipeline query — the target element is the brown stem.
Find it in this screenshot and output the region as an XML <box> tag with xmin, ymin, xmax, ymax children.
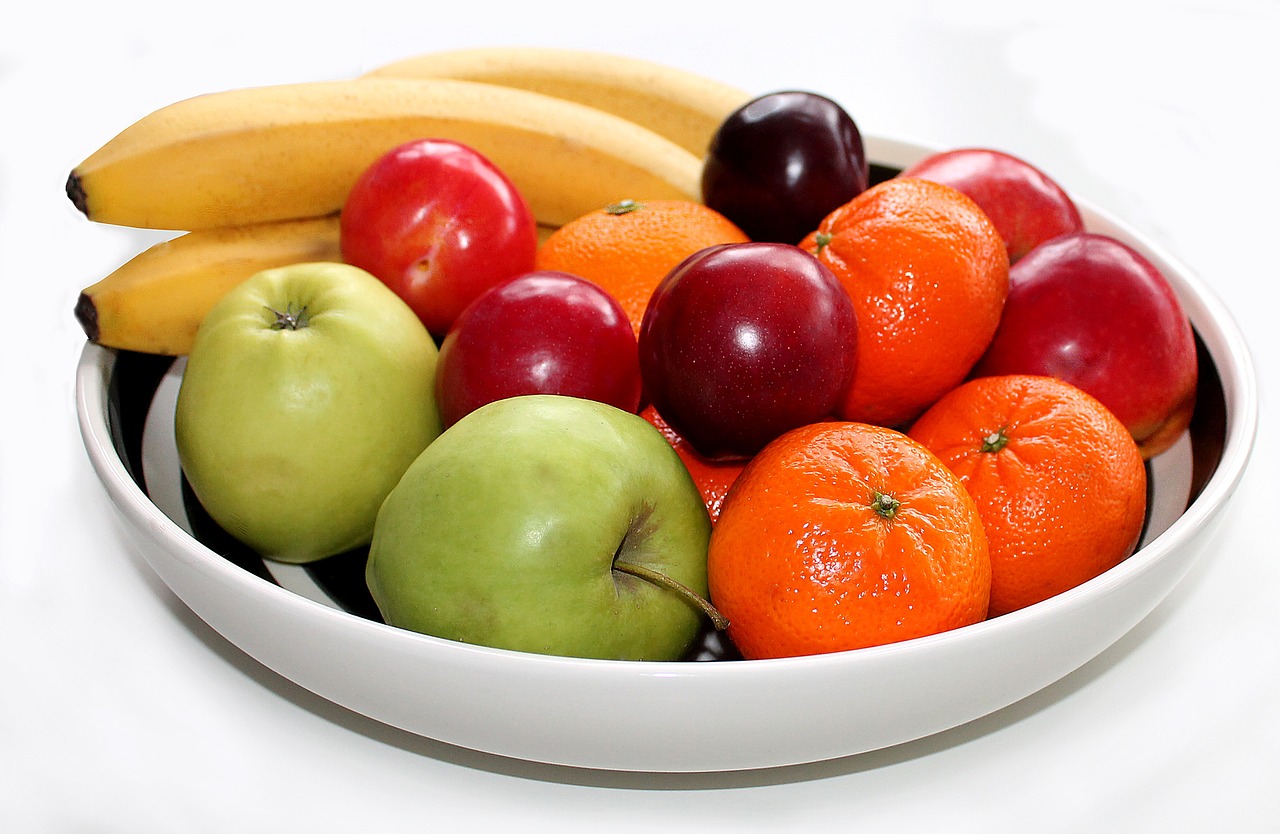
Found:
<box><xmin>613</xmin><ymin>559</ymin><xmax>729</xmax><ymax>631</ymax></box>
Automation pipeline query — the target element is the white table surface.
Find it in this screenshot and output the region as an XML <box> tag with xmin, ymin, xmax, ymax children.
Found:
<box><xmin>4</xmin><ymin>1</ymin><xmax>1278</xmax><ymax>830</ymax></box>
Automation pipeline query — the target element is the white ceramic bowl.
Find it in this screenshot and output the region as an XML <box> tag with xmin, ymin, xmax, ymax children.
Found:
<box><xmin>75</xmin><ymin>137</ymin><xmax>1258</xmax><ymax>773</ymax></box>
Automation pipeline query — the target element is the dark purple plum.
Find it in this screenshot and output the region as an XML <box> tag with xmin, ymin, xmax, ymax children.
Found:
<box><xmin>435</xmin><ymin>271</ymin><xmax>641</xmax><ymax>428</ymax></box>
<box><xmin>638</xmin><ymin>243</ymin><xmax>858</xmax><ymax>459</ymax></box>
<box><xmin>702</xmin><ymin>91</ymin><xmax>868</xmax><ymax>245</ymax></box>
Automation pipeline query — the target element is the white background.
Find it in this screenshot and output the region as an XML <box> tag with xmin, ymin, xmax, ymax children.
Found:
<box><xmin>3</xmin><ymin>1</ymin><xmax>1278</xmax><ymax>831</ymax></box>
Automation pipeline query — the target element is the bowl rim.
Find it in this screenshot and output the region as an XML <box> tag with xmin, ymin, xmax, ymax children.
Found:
<box><xmin>74</xmin><ymin>136</ymin><xmax>1261</xmax><ymax>683</ymax></box>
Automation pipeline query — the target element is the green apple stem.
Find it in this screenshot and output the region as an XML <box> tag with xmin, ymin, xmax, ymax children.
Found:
<box><xmin>269</xmin><ymin>302</ymin><xmax>311</xmax><ymax>330</ymax></box>
<box><xmin>612</xmin><ymin>559</ymin><xmax>729</xmax><ymax>631</ymax></box>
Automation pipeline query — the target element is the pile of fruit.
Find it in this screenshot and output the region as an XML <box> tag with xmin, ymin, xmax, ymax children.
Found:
<box><xmin>69</xmin><ymin>47</ymin><xmax>1200</xmax><ymax>662</ymax></box>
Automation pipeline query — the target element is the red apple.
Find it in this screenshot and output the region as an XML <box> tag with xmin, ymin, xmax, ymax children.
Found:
<box><xmin>340</xmin><ymin>138</ymin><xmax>538</xmax><ymax>339</ymax></box>
<box><xmin>970</xmin><ymin>233</ymin><xmax>1197</xmax><ymax>458</ymax></box>
<box><xmin>434</xmin><ymin>270</ymin><xmax>641</xmax><ymax>428</ymax></box>
<box><xmin>638</xmin><ymin>242</ymin><xmax>858</xmax><ymax>459</ymax></box>
<box><xmin>900</xmin><ymin>148</ymin><xmax>1084</xmax><ymax>262</ymax></box>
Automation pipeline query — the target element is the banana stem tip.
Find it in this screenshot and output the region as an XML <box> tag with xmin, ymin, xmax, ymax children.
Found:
<box><xmin>66</xmin><ymin>171</ymin><xmax>89</xmax><ymax>217</ymax></box>
<box><xmin>74</xmin><ymin>292</ymin><xmax>99</xmax><ymax>342</ymax></box>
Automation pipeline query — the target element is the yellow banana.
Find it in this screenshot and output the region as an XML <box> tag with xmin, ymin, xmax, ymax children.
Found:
<box><xmin>363</xmin><ymin>47</ymin><xmax>752</xmax><ymax>158</ymax></box>
<box><xmin>75</xmin><ymin>217</ymin><xmax>342</xmax><ymax>355</ymax></box>
<box><xmin>67</xmin><ymin>77</ymin><xmax>702</xmax><ymax>232</ymax></box>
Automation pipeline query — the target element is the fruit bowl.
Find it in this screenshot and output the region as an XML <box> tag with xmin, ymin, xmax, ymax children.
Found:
<box><xmin>75</xmin><ymin>136</ymin><xmax>1258</xmax><ymax>773</ymax></box>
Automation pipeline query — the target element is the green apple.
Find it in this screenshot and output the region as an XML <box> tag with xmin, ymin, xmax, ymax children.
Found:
<box><xmin>175</xmin><ymin>261</ymin><xmax>442</xmax><ymax>563</ymax></box>
<box><xmin>366</xmin><ymin>394</ymin><xmax>716</xmax><ymax>660</ymax></box>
